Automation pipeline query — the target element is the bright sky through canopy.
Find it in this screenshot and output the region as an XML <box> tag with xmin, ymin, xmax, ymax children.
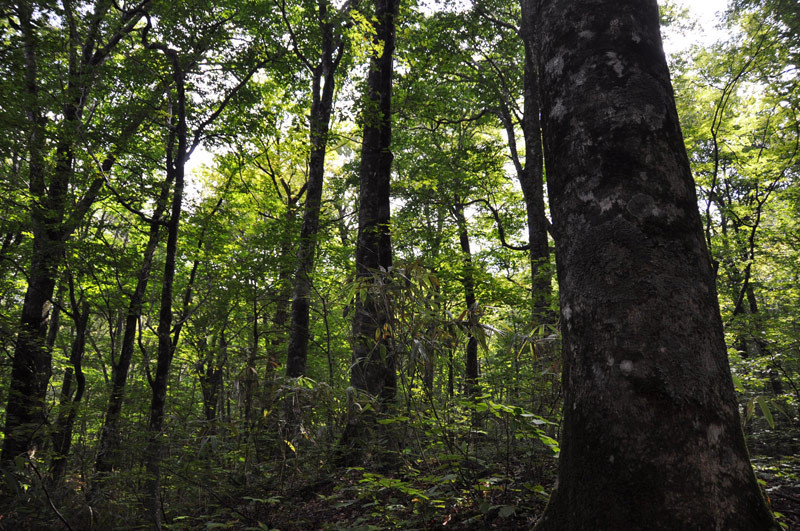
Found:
<box><xmin>662</xmin><ymin>0</ymin><xmax>731</xmax><ymax>54</ymax></box>
<box><xmin>187</xmin><ymin>0</ymin><xmax>734</xmax><ymax>187</ymax></box>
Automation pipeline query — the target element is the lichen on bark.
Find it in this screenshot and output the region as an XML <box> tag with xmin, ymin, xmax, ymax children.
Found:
<box><xmin>533</xmin><ymin>0</ymin><xmax>777</xmax><ymax>529</ymax></box>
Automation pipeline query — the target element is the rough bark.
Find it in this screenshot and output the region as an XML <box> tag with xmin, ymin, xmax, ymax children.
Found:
<box><xmin>534</xmin><ymin>1</ymin><xmax>777</xmax><ymax>529</ymax></box>
<box><xmin>350</xmin><ymin>0</ymin><xmax>399</xmax><ymax>401</ymax></box>
<box><xmin>285</xmin><ymin>0</ymin><xmax>344</xmax><ymax>378</ymax></box>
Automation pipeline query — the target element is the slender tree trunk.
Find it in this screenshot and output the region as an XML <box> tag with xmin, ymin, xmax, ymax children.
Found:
<box><xmin>199</xmin><ymin>332</ymin><xmax>225</xmax><ymax>423</ymax></box>
<box><xmin>533</xmin><ymin>1</ymin><xmax>777</xmax><ymax>528</ymax></box>
<box><xmin>45</xmin><ymin>286</ymin><xmax>63</xmax><ymax>352</ymax></box>
<box><xmin>143</xmin><ymin>36</ymin><xmax>187</xmax><ymax>529</ymax></box>
<box><xmin>493</xmin><ymin>0</ymin><xmax>551</xmax><ymax>325</ymax></box>
<box><xmin>263</xmin><ymin>207</ymin><xmax>297</xmax><ymax>413</ymax></box>
<box><xmin>144</xmin><ymin>159</ymin><xmax>184</xmax><ymax>529</ymax></box>
<box><xmin>452</xmin><ymin>203</ymin><xmax>478</xmax><ymax>396</ymax></box>
<box><xmin>350</xmin><ymin>0</ymin><xmax>399</xmax><ymax>401</ymax></box>
<box><xmin>519</xmin><ymin>0</ymin><xmax>551</xmax><ymax>323</ymax></box>
<box><xmin>94</xmin><ymin>171</ymin><xmax>171</xmax><ymax>477</ymax></box>
<box><xmin>244</xmin><ymin>289</ymin><xmax>260</xmax><ymax>424</ymax></box>
<box><xmin>448</xmin><ymin>350</ymin><xmax>454</xmax><ymax>399</ymax></box>
<box><xmin>49</xmin><ymin>299</ymin><xmax>89</xmax><ymax>484</ymax></box>
<box><xmin>285</xmin><ymin>1</ymin><xmax>343</xmax><ymax>378</ymax></box>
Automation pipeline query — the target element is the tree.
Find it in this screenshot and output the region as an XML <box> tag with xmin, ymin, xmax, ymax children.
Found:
<box><xmin>350</xmin><ymin>0</ymin><xmax>400</xmax><ymax>401</ymax></box>
<box><xmin>1</xmin><ymin>0</ymin><xmax>150</xmax><ymax>465</ymax></box>
<box><xmin>472</xmin><ymin>0</ymin><xmax>552</xmax><ymax>323</ymax></box>
<box><xmin>284</xmin><ymin>0</ymin><xmax>349</xmax><ymax>378</ymax></box>
<box><xmin>135</xmin><ymin>5</ymin><xmax>268</xmax><ymax>523</ymax></box>
<box><xmin>533</xmin><ymin>0</ymin><xmax>777</xmax><ymax>528</ymax></box>
<box><xmin>93</xmin><ymin>157</ymin><xmax>172</xmax><ymax>478</ymax></box>
<box><xmin>392</xmin><ymin>6</ymin><xmax>532</xmax><ymax>399</ymax></box>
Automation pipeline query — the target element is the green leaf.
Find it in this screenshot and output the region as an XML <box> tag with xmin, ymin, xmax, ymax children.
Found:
<box><xmin>756</xmin><ymin>396</ymin><xmax>775</xmax><ymax>429</ymax></box>
<box><xmin>745</xmin><ymin>398</ymin><xmax>756</xmax><ymax>424</ymax></box>
<box><xmin>498</xmin><ymin>505</ymin><xmax>516</xmax><ymax>518</ymax></box>
<box><xmin>376</xmin><ymin>415</ymin><xmax>411</xmax><ymax>425</ymax></box>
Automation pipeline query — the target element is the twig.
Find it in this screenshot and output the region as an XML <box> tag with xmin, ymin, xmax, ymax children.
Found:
<box><xmin>160</xmin><ymin>462</ymin><xmax>257</xmax><ymax>524</ymax></box>
<box><xmin>28</xmin><ymin>457</ymin><xmax>74</xmax><ymax>531</ymax></box>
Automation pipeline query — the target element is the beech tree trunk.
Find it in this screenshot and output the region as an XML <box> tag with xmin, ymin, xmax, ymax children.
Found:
<box><xmin>350</xmin><ymin>0</ymin><xmax>399</xmax><ymax>400</ymax></box>
<box><xmin>534</xmin><ymin>1</ymin><xmax>776</xmax><ymax>529</ymax></box>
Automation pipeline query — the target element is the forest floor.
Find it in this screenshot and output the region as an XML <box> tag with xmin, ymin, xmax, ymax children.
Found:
<box><xmin>238</xmin><ymin>455</ymin><xmax>800</xmax><ymax>530</ymax></box>
<box><xmin>232</xmin><ymin>462</ymin><xmax>551</xmax><ymax>530</ymax></box>
<box><xmin>757</xmin><ymin>455</ymin><xmax>800</xmax><ymax>530</ymax></box>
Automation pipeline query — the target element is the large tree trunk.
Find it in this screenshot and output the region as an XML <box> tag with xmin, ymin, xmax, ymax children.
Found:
<box><xmin>533</xmin><ymin>1</ymin><xmax>776</xmax><ymax>529</ymax></box>
<box><xmin>285</xmin><ymin>0</ymin><xmax>343</xmax><ymax>378</ymax></box>
<box><xmin>350</xmin><ymin>0</ymin><xmax>399</xmax><ymax>401</ymax></box>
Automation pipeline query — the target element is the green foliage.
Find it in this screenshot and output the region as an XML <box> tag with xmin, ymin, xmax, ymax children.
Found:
<box><xmin>670</xmin><ymin>0</ymin><xmax>800</xmax><ymax>472</ymax></box>
<box><xmin>1</xmin><ymin>0</ymin><xmax>798</xmax><ymax>528</ymax></box>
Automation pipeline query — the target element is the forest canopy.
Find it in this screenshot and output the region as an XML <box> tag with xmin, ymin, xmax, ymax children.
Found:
<box><xmin>0</xmin><ymin>0</ymin><xmax>798</xmax><ymax>528</ymax></box>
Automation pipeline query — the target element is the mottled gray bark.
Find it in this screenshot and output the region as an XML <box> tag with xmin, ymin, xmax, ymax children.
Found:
<box><xmin>533</xmin><ymin>0</ymin><xmax>776</xmax><ymax>529</ymax></box>
<box><xmin>350</xmin><ymin>0</ymin><xmax>399</xmax><ymax>401</ymax></box>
